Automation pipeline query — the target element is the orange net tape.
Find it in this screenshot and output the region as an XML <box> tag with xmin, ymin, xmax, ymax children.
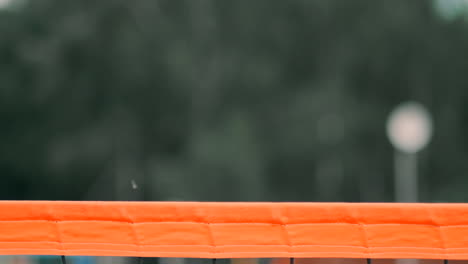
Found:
<box><xmin>0</xmin><ymin>201</ymin><xmax>467</xmax><ymax>259</ymax></box>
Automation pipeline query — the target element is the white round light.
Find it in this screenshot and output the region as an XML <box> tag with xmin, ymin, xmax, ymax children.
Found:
<box><xmin>386</xmin><ymin>102</ymin><xmax>433</xmax><ymax>153</ymax></box>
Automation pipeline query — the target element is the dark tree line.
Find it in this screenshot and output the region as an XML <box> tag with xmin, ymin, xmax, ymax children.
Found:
<box><xmin>1</xmin><ymin>0</ymin><xmax>468</xmax><ymax>202</ymax></box>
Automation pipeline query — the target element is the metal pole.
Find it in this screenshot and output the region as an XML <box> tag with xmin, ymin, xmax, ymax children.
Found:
<box><xmin>395</xmin><ymin>151</ymin><xmax>418</xmax><ymax>264</ymax></box>
<box><xmin>394</xmin><ymin>151</ymin><xmax>418</xmax><ymax>202</ymax></box>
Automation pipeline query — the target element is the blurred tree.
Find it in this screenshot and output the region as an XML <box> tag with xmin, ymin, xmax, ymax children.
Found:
<box><xmin>1</xmin><ymin>0</ymin><xmax>468</xmax><ymax>202</ymax></box>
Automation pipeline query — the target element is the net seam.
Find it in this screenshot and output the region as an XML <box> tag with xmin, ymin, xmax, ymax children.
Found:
<box><xmin>0</xmin><ymin>242</ymin><xmax>465</xmax><ymax>249</ymax></box>
<box><xmin>0</xmin><ymin>220</ymin><xmax>467</xmax><ymax>227</ymax></box>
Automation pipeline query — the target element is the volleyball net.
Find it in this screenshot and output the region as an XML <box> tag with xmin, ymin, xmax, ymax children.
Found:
<box><xmin>0</xmin><ymin>201</ymin><xmax>467</xmax><ymax>263</ymax></box>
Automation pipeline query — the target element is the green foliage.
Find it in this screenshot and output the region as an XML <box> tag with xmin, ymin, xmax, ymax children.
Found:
<box><xmin>1</xmin><ymin>0</ymin><xmax>468</xmax><ymax>202</ymax></box>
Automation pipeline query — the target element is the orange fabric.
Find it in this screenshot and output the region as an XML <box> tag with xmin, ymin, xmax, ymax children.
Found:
<box><xmin>0</xmin><ymin>201</ymin><xmax>467</xmax><ymax>259</ymax></box>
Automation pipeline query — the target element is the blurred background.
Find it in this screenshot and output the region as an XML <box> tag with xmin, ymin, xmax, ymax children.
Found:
<box><xmin>1</xmin><ymin>0</ymin><xmax>467</xmax><ymax>203</ymax></box>
<box><xmin>2</xmin><ymin>0</ymin><xmax>468</xmax><ymax>262</ymax></box>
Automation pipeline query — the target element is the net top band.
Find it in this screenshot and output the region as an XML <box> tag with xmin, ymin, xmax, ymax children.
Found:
<box><xmin>0</xmin><ymin>201</ymin><xmax>467</xmax><ymax>259</ymax></box>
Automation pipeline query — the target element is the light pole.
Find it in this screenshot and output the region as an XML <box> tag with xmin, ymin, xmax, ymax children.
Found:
<box><xmin>386</xmin><ymin>101</ymin><xmax>433</xmax><ymax>202</ymax></box>
<box><xmin>386</xmin><ymin>102</ymin><xmax>433</xmax><ymax>264</ymax></box>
